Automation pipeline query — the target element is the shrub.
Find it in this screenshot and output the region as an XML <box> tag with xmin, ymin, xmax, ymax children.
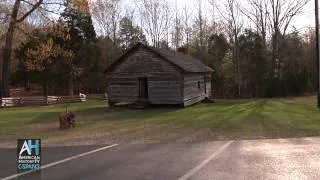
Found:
<box><xmin>59</xmin><ymin>112</ymin><xmax>76</xmax><ymax>129</ymax></box>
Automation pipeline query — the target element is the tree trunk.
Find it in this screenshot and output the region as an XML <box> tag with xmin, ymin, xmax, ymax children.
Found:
<box><xmin>233</xmin><ymin>45</ymin><xmax>237</xmax><ymax>97</ymax></box>
<box><xmin>235</xmin><ymin>35</ymin><xmax>240</xmax><ymax>98</ymax></box>
<box><xmin>69</xmin><ymin>78</ymin><xmax>74</xmax><ymax>96</ymax></box>
<box><xmin>43</xmin><ymin>83</ymin><xmax>48</xmax><ymax>97</ymax></box>
<box><xmin>272</xmin><ymin>27</ymin><xmax>280</xmax><ymax>79</ymax></box>
<box><xmin>186</xmin><ymin>33</ymin><xmax>189</xmax><ymax>51</ymax></box>
<box><xmin>2</xmin><ymin>0</ymin><xmax>21</xmax><ymax>97</ymax></box>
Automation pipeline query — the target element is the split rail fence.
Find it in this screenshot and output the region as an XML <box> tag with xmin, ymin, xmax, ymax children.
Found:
<box><xmin>0</xmin><ymin>94</ymin><xmax>107</xmax><ymax>108</ymax></box>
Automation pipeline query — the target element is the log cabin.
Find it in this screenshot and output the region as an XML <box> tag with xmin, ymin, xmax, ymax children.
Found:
<box><xmin>104</xmin><ymin>43</ymin><xmax>213</xmax><ymax>107</ymax></box>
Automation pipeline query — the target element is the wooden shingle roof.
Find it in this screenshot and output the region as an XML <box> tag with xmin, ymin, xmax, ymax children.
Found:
<box><xmin>104</xmin><ymin>43</ymin><xmax>213</xmax><ymax>73</ymax></box>
<box><xmin>147</xmin><ymin>46</ymin><xmax>213</xmax><ymax>73</ymax></box>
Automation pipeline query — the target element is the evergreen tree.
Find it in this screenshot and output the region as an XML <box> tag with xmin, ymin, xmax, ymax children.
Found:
<box><xmin>238</xmin><ymin>29</ymin><xmax>267</xmax><ymax>97</ymax></box>
<box><xmin>119</xmin><ymin>17</ymin><xmax>146</xmax><ymax>50</ymax></box>
<box><xmin>208</xmin><ymin>33</ymin><xmax>229</xmax><ymax>97</ymax></box>
<box><xmin>61</xmin><ymin>0</ymin><xmax>96</xmax><ymax>47</ymax></box>
<box><xmin>60</xmin><ymin>0</ymin><xmax>97</xmax><ymax>95</ymax></box>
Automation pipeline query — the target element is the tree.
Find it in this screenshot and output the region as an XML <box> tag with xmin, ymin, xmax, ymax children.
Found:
<box><xmin>208</xmin><ymin>33</ymin><xmax>229</xmax><ymax>97</ymax></box>
<box><xmin>96</xmin><ymin>36</ymin><xmax>122</xmax><ymax>73</ymax></box>
<box><xmin>238</xmin><ymin>29</ymin><xmax>267</xmax><ymax>97</ymax></box>
<box><xmin>171</xmin><ymin>19</ymin><xmax>183</xmax><ymax>50</ymax></box>
<box><xmin>182</xmin><ymin>3</ymin><xmax>191</xmax><ymax>51</ymax></box>
<box><xmin>0</xmin><ymin>1</ymin><xmax>10</xmax><ymax>39</ymax></box>
<box><xmin>195</xmin><ymin>0</ymin><xmax>205</xmax><ymax>62</ymax></box>
<box><xmin>119</xmin><ymin>17</ymin><xmax>147</xmax><ymax>50</ymax></box>
<box><xmin>15</xmin><ymin>24</ymin><xmax>73</xmax><ymax>96</ymax></box>
<box><xmin>220</xmin><ymin>49</ymin><xmax>235</xmax><ymax>97</ymax></box>
<box><xmin>241</xmin><ymin>0</ymin><xmax>268</xmax><ymax>44</ymax></box>
<box><xmin>61</xmin><ymin>0</ymin><xmax>96</xmax><ymax>45</ymax></box>
<box><xmin>78</xmin><ymin>41</ymin><xmax>102</xmax><ymax>93</ymax></box>
<box><xmin>90</xmin><ymin>0</ymin><xmax>120</xmax><ymax>38</ymax></box>
<box><xmin>90</xmin><ymin>0</ymin><xmax>121</xmax><ymax>76</ymax></box>
<box><xmin>135</xmin><ymin>0</ymin><xmax>169</xmax><ymax>47</ymax></box>
<box><xmin>60</xmin><ymin>0</ymin><xmax>97</xmax><ymax>95</ymax></box>
<box><xmin>2</xmin><ymin>0</ymin><xmax>44</xmax><ymax>97</ymax></box>
<box><xmin>267</xmin><ymin>0</ymin><xmax>309</xmax><ymax>79</ymax></box>
<box><xmin>222</xmin><ymin>0</ymin><xmax>243</xmax><ymax>97</ymax></box>
<box><xmin>172</xmin><ymin>0</ymin><xmax>182</xmax><ymax>50</ymax></box>
<box><xmin>303</xmin><ymin>28</ymin><xmax>317</xmax><ymax>93</ymax></box>
<box><xmin>159</xmin><ymin>40</ymin><xmax>169</xmax><ymax>49</ymax></box>
<box><xmin>164</xmin><ymin>1</ymin><xmax>170</xmax><ymax>48</ymax></box>
<box><xmin>279</xmin><ymin>31</ymin><xmax>309</xmax><ymax>96</ymax></box>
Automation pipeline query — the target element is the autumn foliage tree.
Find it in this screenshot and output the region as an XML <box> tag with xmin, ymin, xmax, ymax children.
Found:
<box><xmin>1</xmin><ymin>0</ymin><xmax>63</xmax><ymax>97</ymax></box>
<box><xmin>15</xmin><ymin>24</ymin><xmax>73</xmax><ymax>96</ymax></box>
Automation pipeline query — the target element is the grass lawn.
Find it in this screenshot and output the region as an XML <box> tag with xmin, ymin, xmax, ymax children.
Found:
<box><xmin>1</xmin><ymin>96</ymin><xmax>320</xmax><ymax>147</ymax></box>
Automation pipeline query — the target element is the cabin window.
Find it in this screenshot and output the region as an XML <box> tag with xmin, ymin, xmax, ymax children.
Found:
<box><xmin>197</xmin><ymin>81</ymin><xmax>201</xmax><ymax>89</ymax></box>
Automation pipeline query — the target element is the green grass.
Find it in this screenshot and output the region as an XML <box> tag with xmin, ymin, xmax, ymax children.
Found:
<box><xmin>1</xmin><ymin>96</ymin><xmax>320</xmax><ymax>146</ymax></box>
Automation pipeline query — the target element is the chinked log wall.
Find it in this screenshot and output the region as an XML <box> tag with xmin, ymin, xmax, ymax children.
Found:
<box><xmin>148</xmin><ymin>76</ymin><xmax>182</xmax><ymax>104</ymax></box>
<box><xmin>107</xmin><ymin>47</ymin><xmax>183</xmax><ymax>105</ymax></box>
<box><xmin>183</xmin><ymin>73</ymin><xmax>211</xmax><ymax>107</ymax></box>
<box><xmin>107</xmin><ymin>73</ymin><xmax>183</xmax><ymax>104</ymax></box>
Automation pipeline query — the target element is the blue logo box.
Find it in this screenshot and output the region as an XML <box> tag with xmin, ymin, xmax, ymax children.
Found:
<box><xmin>17</xmin><ymin>139</ymin><xmax>41</xmax><ymax>172</ymax></box>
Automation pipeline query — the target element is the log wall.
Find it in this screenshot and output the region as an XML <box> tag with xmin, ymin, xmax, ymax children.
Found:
<box><xmin>182</xmin><ymin>73</ymin><xmax>212</xmax><ymax>106</ymax></box>
<box><xmin>107</xmin><ymin>48</ymin><xmax>183</xmax><ymax>104</ymax></box>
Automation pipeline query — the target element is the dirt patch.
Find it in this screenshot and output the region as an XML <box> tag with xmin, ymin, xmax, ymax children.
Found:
<box><xmin>29</xmin><ymin>122</ymin><xmax>59</xmax><ymax>133</ymax></box>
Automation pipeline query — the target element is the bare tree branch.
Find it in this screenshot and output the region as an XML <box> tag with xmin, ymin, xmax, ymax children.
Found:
<box><xmin>16</xmin><ymin>0</ymin><xmax>44</xmax><ymax>23</ymax></box>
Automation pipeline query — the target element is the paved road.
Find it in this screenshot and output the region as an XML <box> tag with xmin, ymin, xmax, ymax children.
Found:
<box><xmin>1</xmin><ymin>137</ymin><xmax>320</xmax><ymax>180</ymax></box>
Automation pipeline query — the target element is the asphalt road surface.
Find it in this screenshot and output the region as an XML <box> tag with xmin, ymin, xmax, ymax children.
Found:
<box><xmin>1</xmin><ymin>137</ymin><xmax>320</xmax><ymax>180</ymax></box>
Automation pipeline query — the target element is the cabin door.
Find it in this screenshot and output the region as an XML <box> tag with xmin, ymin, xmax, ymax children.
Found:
<box><xmin>138</xmin><ymin>77</ymin><xmax>148</xmax><ymax>99</ymax></box>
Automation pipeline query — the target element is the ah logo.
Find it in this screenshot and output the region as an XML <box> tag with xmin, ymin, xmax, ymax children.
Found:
<box><xmin>19</xmin><ymin>139</ymin><xmax>40</xmax><ymax>156</ymax></box>
<box><xmin>17</xmin><ymin>139</ymin><xmax>41</xmax><ymax>172</ymax></box>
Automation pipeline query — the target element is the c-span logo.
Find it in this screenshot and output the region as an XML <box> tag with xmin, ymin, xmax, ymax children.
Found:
<box><xmin>17</xmin><ymin>139</ymin><xmax>41</xmax><ymax>172</ymax></box>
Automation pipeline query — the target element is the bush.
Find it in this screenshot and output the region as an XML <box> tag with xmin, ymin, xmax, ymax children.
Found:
<box><xmin>59</xmin><ymin>112</ymin><xmax>76</xmax><ymax>129</ymax></box>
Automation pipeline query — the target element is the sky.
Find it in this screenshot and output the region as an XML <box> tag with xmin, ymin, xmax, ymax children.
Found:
<box><xmin>120</xmin><ymin>0</ymin><xmax>316</xmax><ymax>33</ymax></box>
<box><xmin>293</xmin><ymin>0</ymin><xmax>314</xmax><ymax>31</ymax></box>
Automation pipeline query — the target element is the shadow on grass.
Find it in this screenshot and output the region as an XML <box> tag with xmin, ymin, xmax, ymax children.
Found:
<box><xmin>29</xmin><ymin>112</ymin><xmax>60</xmax><ymax>124</ymax></box>
<box><xmin>273</xmin><ymin>98</ymin><xmax>315</xmax><ymax>106</ymax></box>
<box><xmin>29</xmin><ymin>104</ymin><xmax>108</xmax><ymax>124</ymax></box>
<box><xmin>239</xmin><ymin>99</ymin><xmax>320</xmax><ymax>139</ymax></box>
<box><xmin>26</xmin><ymin>99</ymin><xmax>320</xmax><ymax>142</ymax></box>
<box><xmin>203</xmin><ymin>99</ymin><xmax>320</xmax><ymax>140</ymax></box>
<box><xmin>30</xmin><ymin>104</ymin><xmax>183</xmax><ymax>125</ymax></box>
